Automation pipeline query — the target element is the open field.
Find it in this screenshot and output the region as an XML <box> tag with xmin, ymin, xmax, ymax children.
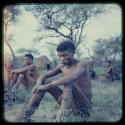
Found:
<box><xmin>3</xmin><ymin>79</ymin><xmax>122</xmax><ymax>122</ymax></box>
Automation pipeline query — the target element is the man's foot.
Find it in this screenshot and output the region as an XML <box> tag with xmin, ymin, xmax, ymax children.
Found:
<box><xmin>15</xmin><ymin>112</ymin><xmax>31</xmax><ymax>122</ymax></box>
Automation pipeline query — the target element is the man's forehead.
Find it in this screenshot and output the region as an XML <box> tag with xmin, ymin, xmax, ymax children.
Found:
<box><xmin>24</xmin><ymin>56</ymin><xmax>29</xmax><ymax>59</ymax></box>
<box><xmin>57</xmin><ymin>50</ymin><xmax>71</xmax><ymax>55</ymax></box>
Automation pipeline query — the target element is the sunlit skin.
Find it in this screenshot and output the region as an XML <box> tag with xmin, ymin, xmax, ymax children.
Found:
<box><xmin>24</xmin><ymin>56</ymin><xmax>33</xmax><ymax>66</ymax></box>
<box><xmin>24</xmin><ymin>47</ymin><xmax>92</xmax><ymax>122</ymax></box>
<box><xmin>10</xmin><ymin>55</ymin><xmax>39</xmax><ymax>89</ymax></box>
<box><xmin>104</xmin><ymin>61</ymin><xmax>114</xmax><ymax>80</ymax></box>
<box><xmin>12</xmin><ymin>40</ymin><xmax>92</xmax><ymax>122</ymax></box>
<box><xmin>58</xmin><ymin>50</ymin><xmax>75</xmax><ymax>66</ymax></box>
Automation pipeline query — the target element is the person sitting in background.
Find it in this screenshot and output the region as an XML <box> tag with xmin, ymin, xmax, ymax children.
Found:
<box><xmin>11</xmin><ymin>54</ymin><xmax>40</xmax><ymax>91</ymax></box>
<box><xmin>89</xmin><ymin>63</ymin><xmax>97</xmax><ymax>79</ymax></box>
<box><xmin>104</xmin><ymin>61</ymin><xmax>114</xmax><ymax>82</ymax></box>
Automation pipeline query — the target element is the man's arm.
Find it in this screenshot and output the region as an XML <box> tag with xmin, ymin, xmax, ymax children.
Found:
<box><xmin>47</xmin><ymin>61</ymin><xmax>87</xmax><ymax>88</ymax></box>
<box><xmin>35</xmin><ymin>66</ymin><xmax>62</xmax><ymax>86</ymax></box>
<box><xmin>11</xmin><ymin>64</ymin><xmax>35</xmax><ymax>73</ymax></box>
<box><xmin>44</xmin><ymin>66</ymin><xmax>62</xmax><ymax>78</ymax></box>
<box><xmin>106</xmin><ymin>66</ymin><xmax>112</xmax><ymax>74</ymax></box>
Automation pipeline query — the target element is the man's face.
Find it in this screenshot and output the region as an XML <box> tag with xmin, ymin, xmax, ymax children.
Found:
<box><xmin>24</xmin><ymin>56</ymin><xmax>31</xmax><ymax>65</ymax></box>
<box><xmin>106</xmin><ymin>61</ymin><xmax>110</xmax><ymax>67</ymax></box>
<box><xmin>57</xmin><ymin>50</ymin><xmax>74</xmax><ymax>65</ymax></box>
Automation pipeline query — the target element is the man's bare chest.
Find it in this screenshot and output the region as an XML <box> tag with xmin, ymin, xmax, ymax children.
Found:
<box><xmin>61</xmin><ymin>64</ymin><xmax>77</xmax><ymax>75</ymax></box>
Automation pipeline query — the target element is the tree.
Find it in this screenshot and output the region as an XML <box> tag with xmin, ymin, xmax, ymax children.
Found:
<box><xmin>25</xmin><ymin>4</ymin><xmax>107</xmax><ymax>54</ymax></box>
<box><xmin>47</xmin><ymin>43</ymin><xmax>60</xmax><ymax>66</ymax></box>
<box><xmin>4</xmin><ymin>5</ymin><xmax>21</xmax><ymax>64</ymax></box>
<box><xmin>16</xmin><ymin>48</ymin><xmax>40</xmax><ymax>56</ymax></box>
<box><xmin>93</xmin><ymin>34</ymin><xmax>122</xmax><ymax>72</ymax></box>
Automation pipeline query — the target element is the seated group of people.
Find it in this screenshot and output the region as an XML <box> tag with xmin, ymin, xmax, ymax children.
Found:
<box><xmin>89</xmin><ymin>60</ymin><xmax>120</xmax><ymax>82</ymax></box>
<box><xmin>4</xmin><ymin>40</ymin><xmax>93</xmax><ymax>122</ymax></box>
<box><xmin>4</xmin><ymin>40</ymin><xmax>120</xmax><ymax>123</ymax></box>
<box><xmin>5</xmin><ymin>54</ymin><xmax>40</xmax><ymax>92</ymax></box>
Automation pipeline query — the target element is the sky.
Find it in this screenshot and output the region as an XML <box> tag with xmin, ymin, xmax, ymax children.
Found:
<box><xmin>4</xmin><ymin>4</ymin><xmax>122</xmax><ymax>60</ymax></box>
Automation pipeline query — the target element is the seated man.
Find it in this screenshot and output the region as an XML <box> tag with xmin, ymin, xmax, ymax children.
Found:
<box><xmin>104</xmin><ymin>61</ymin><xmax>114</xmax><ymax>82</ymax></box>
<box><xmin>17</xmin><ymin>41</ymin><xmax>92</xmax><ymax>122</ymax></box>
<box><xmin>89</xmin><ymin>63</ymin><xmax>97</xmax><ymax>79</ymax></box>
<box><xmin>5</xmin><ymin>63</ymin><xmax>18</xmax><ymax>89</ymax></box>
<box><xmin>4</xmin><ymin>51</ymin><xmax>18</xmax><ymax>90</ymax></box>
<box><xmin>11</xmin><ymin>54</ymin><xmax>40</xmax><ymax>90</ymax></box>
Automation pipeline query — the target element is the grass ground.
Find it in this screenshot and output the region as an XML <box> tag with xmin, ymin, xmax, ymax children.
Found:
<box><xmin>3</xmin><ymin>79</ymin><xmax>122</xmax><ymax>122</ymax></box>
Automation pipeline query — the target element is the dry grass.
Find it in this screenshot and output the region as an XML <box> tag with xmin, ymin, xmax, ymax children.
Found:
<box><xmin>3</xmin><ymin>79</ymin><xmax>122</xmax><ymax>122</ymax></box>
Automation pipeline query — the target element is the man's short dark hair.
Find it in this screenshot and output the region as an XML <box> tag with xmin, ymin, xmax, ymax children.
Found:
<box><xmin>57</xmin><ymin>41</ymin><xmax>76</xmax><ymax>52</ymax></box>
<box><xmin>24</xmin><ymin>54</ymin><xmax>33</xmax><ymax>60</ymax></box>
<box><xmin>106</xmin><ymin>60</ymin><xmax>111</xmax><ymax>64</ymax></box>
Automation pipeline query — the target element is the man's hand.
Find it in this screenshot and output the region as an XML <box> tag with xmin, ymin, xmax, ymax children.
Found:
<box><xmin>32</xmin><ymin>84</ymin><xmax>50</xmax><ymax>93</ymax></box>
<box><xmin>11</xmin><ymin>69</ymin><xmax>19</xmax><ymax>74</ymax></box>
<box><xmin>36</xmin><ymin>75</ymin><xmax>46</xmax><ymax>85</ymax></box>
<box><xmin>11</xmin><ymin>85</ymin><xmax>18</xmax><ymax>92</ymax></box>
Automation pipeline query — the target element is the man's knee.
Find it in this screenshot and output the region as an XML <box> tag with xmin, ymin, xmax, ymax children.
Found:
<box><xmin>44</xmin><ymin>78</ymin><xmax>52</xmax><ymax>85</ymax></box>
<box><xmin>44</xmin><ymin>77</ymin><xmax>58</xmax><ymax>84</ymax></box>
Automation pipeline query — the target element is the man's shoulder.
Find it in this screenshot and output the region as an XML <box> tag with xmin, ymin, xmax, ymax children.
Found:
<box><xmin>78</xmin><ymin>58</ymin><xmax>93</xmax><ymax>65</ymax></box>
<box><xmin>28</xmin><ymin>64</ymin><xmax>38</xmax><ymax>69</ymax></box>
<box><xmin>78</xmin><ymin>59</ymin><xmax>89</xmax><ymax>65</ymax></box>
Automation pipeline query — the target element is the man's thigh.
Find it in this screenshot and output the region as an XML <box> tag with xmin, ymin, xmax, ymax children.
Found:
<box><xmin>61</xmin><ymin>87</ymin><xmax>73</xmax><ymax>109</ymax></box>
<box><xmin>56</xmin><ymin>86</ymin><xmax>74</xmax><ymax>122</ymax></box>
<box><xmin>44</xmin><ymin>76</ymin><xmax>60</xmax><ymax>84</ymax></box>
<box><xmin>24</xmin><ymin>73</ymin><xmax>36</xmax><ymax>87</ymax></box>
<box><xmin>8</xmin><ymin>73</ymin><xmax>18</xmax><ymax>87</ymax></box>
<box><xmin>44</xmin><ymin>77</ymin><xmax>63</xmax><ymax>104</ymax></box>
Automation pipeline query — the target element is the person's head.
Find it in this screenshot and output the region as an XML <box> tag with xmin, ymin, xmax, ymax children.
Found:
<box><xmin>56</xmin><ymin>40</ymin><xmax>76</xmax><ymax>65</ymax></box>
<box><xmin>106</xmin><ymin>60</ymin><xmax>112</xmax><ymax>66</ymax></box>
<box><xmin>24</xmin><ymin>54</ymin><xmax>33</xmax><ymax>65</ymax></box>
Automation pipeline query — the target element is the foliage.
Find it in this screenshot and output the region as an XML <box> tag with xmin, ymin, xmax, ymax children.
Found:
<box><xmin>4</xmin><ymin>5</ymin><xmax>22</xmax><ymax>63</ymax></box>
<box><xmin>16</xmin><ymin>48</ymin><xmax>40</xmax><ymax>56</ymax></box>
<box><xmin>4</xmin><ymin>5</ymin><xmax>21</xmax><ymax>24</ymax></box>
<box><xmin>93</xmin><ymin>35</ymin><xmax>122</xmax><ymax>73</ymax></box>
<box><xmin>24</xmin><ymin>4</ymin><xmax>107</xmax><ymax>58</ymax></box>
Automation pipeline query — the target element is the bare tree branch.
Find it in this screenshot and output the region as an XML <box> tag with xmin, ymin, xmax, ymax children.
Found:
<box><xmin>26</xmin><ymin>4</ymin><xmax>107</xmax><ymax>57</ymax></box>
<box><xmin>76</xmin><ymin>16</ymin><xmax>88</xmax><ymax>47</ymax></box>
<box><xmin>82</xmin><ymin>43</ymin><xmax>94</xmax><ymax>59</ymax></box>
<box><xmin>45</xmin><ymin>26</ymin><xmax>71</xmax><ymax>40</ymax></box>
<box><xmin>48</xmin><ymin>35</ymin><xmax>62</xmax><ymax>38</ymax></box>
<box><xmin>46</xmin><ymin>42</ymin><xmax>58</xmax><ymax>46</ymax></box>
<box><xmin>51</xmin><ymin>7</ymin><xmax>65</xmax><ymax>15</ymax></box>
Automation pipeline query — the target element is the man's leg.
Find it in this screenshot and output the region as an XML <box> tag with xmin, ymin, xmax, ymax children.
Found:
<box><xmin>12</xmin><ymin>74</ymin><xmax>25</xmax><ymax>91</ymax></box>
<box><xmin>24</xmin><ymin>72</ymin><xmax>36</xmax><ymax>89</ymax></box>
<box><xmin>56</xmin><ymin>85</ymin><xmax>73</xmax><ymax>122</ymax></box>
<box><xmin>16</xmin><ymin>77</ymin><xmax>62</xmax><ymax>122</ymax></box>
<box><xmin>26</xmin><ymin>77</ymin><xmax>63</xmax><ymax>114</ymax></box>
<box><xmin>45</xmin><ymin>77</ymin><xmax>62</xmax><ymax>104</ymax></box>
